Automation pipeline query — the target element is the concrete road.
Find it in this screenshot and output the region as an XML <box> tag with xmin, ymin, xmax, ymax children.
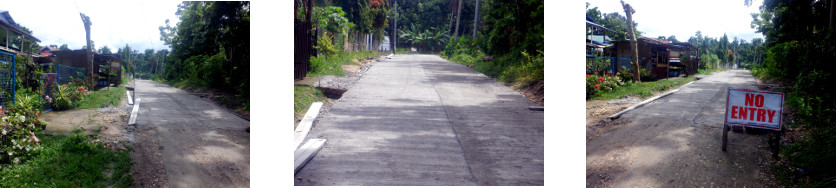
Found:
<box><xmin>134</xmin><ymin>80</ymin><xmax>250</xmax><ymax>187</ymax></box>
<box><xmin>587</xmin><ymin>70</ymin><xmax>777</xmax><ymax>187</ymax></box>
<box><xmin>294</xmin><ymin>55</ymin><xmax>544</xmax><ymax>185</ymax></box>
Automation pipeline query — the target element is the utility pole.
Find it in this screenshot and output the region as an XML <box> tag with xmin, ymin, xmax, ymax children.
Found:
<box><xmin>393</xmin><ymin>0</ymin><xmax>398</xmax><ymax>54</ymax></box>
<box><xmin>80</xmin><ymin>13</ymin><xmax>93</xmax><ymax>87</ymax></box>
<box><xmin>621</xmin><ymin>1</ymin><xmax>640</xmax><ymax>82</ymax></box>
<box><xmin>472</xmin><ymin>0</ymin><xmax>479</xmax><ymax>39</ymax></box>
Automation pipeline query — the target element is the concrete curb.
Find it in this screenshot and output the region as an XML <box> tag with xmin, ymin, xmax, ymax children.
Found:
<box><xmin>608</xmin><ymin>81</ymin><xmax>694</xmax><ymax>119</ymax></box>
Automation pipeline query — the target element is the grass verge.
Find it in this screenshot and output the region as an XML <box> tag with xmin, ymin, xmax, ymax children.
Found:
<box><xmin>591</xmin><ymin>77</ymin><xmax>696</xmax><ymax>100</ymax></box>
<box><xmin>76</xmin><ymin>87</ymin><xmax>127</xmax><ymax>109</ymax></box>
<box><xmin>294</xmin><ymin>86</ymin><xmax>327</xmax><ymax>120</ymax></box>
<box><xmin>697</xmin><ymin>68</ymin><xmax>727</xmax><ymax>75</ymax></box>
<box><xmin>0</xmin><ymin>134</ymin><xmax>132</xmax><ymax>187</ymax></box>
<box><xmin>308</xmin><ymin>50</ymin><xmax>377</xmax><ymax>77</ymax></box>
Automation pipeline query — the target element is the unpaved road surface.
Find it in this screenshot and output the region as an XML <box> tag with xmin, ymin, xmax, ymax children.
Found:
<box><xmin>587</xmin><ymin>70</ymin><xmax>777</xmax><ymax>187</ymax></box>
<box><xmin>133</xmin><ymin>80</ymin><xmax>250</xmax><ymax>187</ymax></box>
<box><xmin>294</xmin><ymin>54</ymin><xmax>544</xmax><ymax>185</ymax></box>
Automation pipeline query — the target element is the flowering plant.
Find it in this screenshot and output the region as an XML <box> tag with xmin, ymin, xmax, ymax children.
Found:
<box><xmin>0</xmin><ymin>102</ymin><xmax>46</xmax><ymax>164</ymax></box>
<box><xmin>586</xmin><ymin>72</ymin><xmax>626</xmax><ymax>99</ymax></box>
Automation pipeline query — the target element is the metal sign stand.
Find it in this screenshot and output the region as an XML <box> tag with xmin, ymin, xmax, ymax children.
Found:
<box><xmin>722</xmin><ymin>123</ymin><xmax>783</xmax><ymax>159</ymax></box>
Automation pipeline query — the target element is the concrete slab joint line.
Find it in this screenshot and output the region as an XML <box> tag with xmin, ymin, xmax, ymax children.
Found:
<box><xmin>428</xmin><ymin>71</ymin><xmax>479</xmax><ymax>184</ymax></box>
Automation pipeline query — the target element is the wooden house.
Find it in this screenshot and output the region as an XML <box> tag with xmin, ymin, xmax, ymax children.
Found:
<box><xmin>613</xmin><ymin>37</ymin><xmax>699</xmax><ymax>78</ymax></box>
<box><xmin>0</xmin><ymin>10</ymin><xmax>40</xmax><ymax>55</ymax></box>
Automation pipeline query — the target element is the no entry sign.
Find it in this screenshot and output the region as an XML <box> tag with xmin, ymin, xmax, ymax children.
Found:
<box><xmin>725</xmin><ymin>88</ymin><xmax>784</xmax><ymax>131</ymax></box>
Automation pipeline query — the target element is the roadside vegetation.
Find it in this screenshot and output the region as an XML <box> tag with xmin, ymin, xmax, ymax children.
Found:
<box><xmin>308</xmin><ymin>50</ymin><xmax>377</xmax><ymax>77</ymax></box>
<box><xmin>294</xmin><ymin>86</ymin><xmax>327</xmax><ymax>120</ymax></box>
<box><xmin>142</xmin><ymin>2</ymin><xmax>250</xmax><ymax>116</ymax></box>
<box><xmin>294</xmin><ymin>1</ymin><xmax>392</xmax><ymax>120</ymax></box>
<box><xmin>0</xmin><ymin>69</ymin><xmax>129</xmax><ymax>187</ymax></box>
<box><xmin>440</xmin><ymin>1</ymin><xmax>544</xmax><ymax>89</ymax></box>
<box><xmin>0</xmin><ymin>134</ymin><xmax>132</xmax><ymax>187</ymax></box>
<box><xmin>747</xmin><ymin>0</ymin><xmax>836</xmax><ymax>186</ymax></box>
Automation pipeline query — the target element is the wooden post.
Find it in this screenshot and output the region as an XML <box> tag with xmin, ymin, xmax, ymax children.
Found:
<box><xmin>80</xmin><ymin>13</ymin><xmax>93</xmax><ymax>88</ymax></box>
<box><xmin>722</xmin><ymin>123</ymin><xmax>730</xmax><ymax>152</ymax></box>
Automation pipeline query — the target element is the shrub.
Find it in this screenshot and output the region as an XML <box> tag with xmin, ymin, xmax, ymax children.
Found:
<box><xmin>0</xmin><ymin>98</ymin><xmax>47</xmax><ymax>164</ymax></box>
<box><xmin>50</xmin><ymin>82</ymin><xmax>90</xmax><ymax>111</ymax></box>
<box><xmin>314</xmin><ymin>34</ymin><xmax>339</xmax><ymax>57</ymax></box>
<box><xmin>586</xmin><ymin>73</ymin><xmax>625</xmax><ymax>99</ymax></box>
<box><xmin>616</xmin><ymin>71</ymin><xmax>633</xmax><ymax>82</ymax></box>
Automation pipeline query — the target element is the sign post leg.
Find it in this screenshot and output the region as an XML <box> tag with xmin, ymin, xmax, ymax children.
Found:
<box><xmin>722</xmin><ymin>123</ymin><xmax>730</xmax><ymax>152</ymax></box>
<box><xmin>771</xmin><ymin>130</ymin><xmax>781</xmax><ymax>159</ymax></box>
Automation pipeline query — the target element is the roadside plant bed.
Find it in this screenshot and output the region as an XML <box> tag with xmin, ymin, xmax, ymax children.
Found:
<box><xmin>40</xmin><ymin>82</ymin><xmax>91</xmax><ymax>111</ymax></box>
<box><xmin>586</xmin><ymin>72</ymin><xmax>628</xmax><ymax>99</ymax></box>
<box><xmin>590</xmin><ymin>76</ymin><xmax>696</xmax><ymax>101</ymax></box>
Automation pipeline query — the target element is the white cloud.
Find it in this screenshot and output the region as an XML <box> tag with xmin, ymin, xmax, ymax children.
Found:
<box><xmin>0</xmin><ymin>0</ymin><xmax>182</xmax><ymax>52</ymax></box>
<box><xmin>587</xmin><ymin>0</ymin><xmax>764</xmax><ymax>42</ymax></box>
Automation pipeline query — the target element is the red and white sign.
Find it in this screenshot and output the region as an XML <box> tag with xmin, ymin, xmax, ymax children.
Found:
<box><xmin>725</xmin><ymin>88</ymin><xmax>784</xmax><ymax>131</ymax></box>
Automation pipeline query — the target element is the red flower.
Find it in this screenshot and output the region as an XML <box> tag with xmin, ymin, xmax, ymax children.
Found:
<box><xmin>594</xmin><ymin>72</ymin><xmax>598</xmax><ymax>75</ymax></box>
<box><xmin>607</xmin><ymin>73</ymin><xmax>613</xmax><ymax>77</ymax></box>
<box><xmin>586</xmin><ymin>74</ymin><xmax>589</xmax><ymax>77</ymax></box>
<box><xmin>598</xmin><ymin>77</ymin><xmax>604</xmax><ymax>82</ymax></box>
<box><xmin>77</xmin><ymin>86</ymin><xmax>84</xmax><ymax>92</ymax></box>
<box><xmin>594</xmin><ymin>84</ymin><xmax>599</xmax><ymax>89</ymax></box>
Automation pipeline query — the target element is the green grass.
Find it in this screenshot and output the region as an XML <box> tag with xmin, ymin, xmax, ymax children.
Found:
<box><xmin>76</xmin><ymin>87</ymin><xmax>127</xmax><ymax>109</ymax></box>
<box><xmin>445</xmin><ymin>51</ymin><xmax>544</xmax><ymax>87</ymax></box>
<box><xmin>307</xmin><ymin>50</ymin><xmax>377</xmax><ymax>77</ymax></box>
<box><xmin>294</xmin><ymin>86</ymin><xmax>327</xmax><ymax>120</ymax></box>
<box><xmin>697</xmin><ymin>68</ymin><xmax>727</xmax><ymax>75</ymax></box>
<box><xmin>0</xmin><ymin>134</ymin><xmax>132</xmax><ymax>187</ymax></box>
<box><xmin>591</xmin><ymin>77</ymin><xmax>696</xmax><ymax>100</ymax></box>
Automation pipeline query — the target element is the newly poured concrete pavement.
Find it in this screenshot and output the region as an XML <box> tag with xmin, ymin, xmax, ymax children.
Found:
<box><xmin>294</xmin><ymin>55</ymin><xmax>544</xmax><ymax>185</ymax></box>
<box><xmin>135</xmin><ymin>80</ymin><xmax>250</xmax><ymax>187</ymax></box>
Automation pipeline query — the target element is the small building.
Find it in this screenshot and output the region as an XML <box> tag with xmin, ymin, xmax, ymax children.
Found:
<box><xmin>49</xmin><ymin>50</ymin><xmax>122</xmax><ymax>87</ymax></box>
<box><xmin>0</xmin><ymin>10</ymin><xmax>40</xmax><ymax>55</ymax></box>
<box><xmin>378</xmin><ymin>36</ymin><xmax>390</xmax><ymax>52</ymax></box>
<box><xmin>40</xmin><ymin>46</ymin><xmax>58</xmax><ymax>57</ymax></box>
<box><xmin>613</xmin><ymin>37</ymin><xmax>699</xmax><ymax>78</ymax></box>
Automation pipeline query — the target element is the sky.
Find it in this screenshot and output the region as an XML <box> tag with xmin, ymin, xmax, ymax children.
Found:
<box><xmin>587</xmin><ymin>0</ymin><xmax>764</xmax><ymax>43</ymax></box>
<box><xmin>0</xmin><ymin>0</ymin><xmax>182</xmax><ymax>52</ymax></box>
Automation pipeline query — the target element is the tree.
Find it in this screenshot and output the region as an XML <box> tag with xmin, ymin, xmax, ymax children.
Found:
<box><xmin>453</xmin><ymin>0</ymin><xmax>463</xmax><ymax>39</ymax></box>
<box><xmin>59</xmin><ymin>44</ymin><xmax>70</xmax><ymax>51</ymax></box>
<box><xmin>98</xmin><ymin>46</ymin><xmax>112</xmax><ymax>54</ymax></box>
<box><xmin>482</xmin><ymin>0</ymin><xmax>543</xmax><ymax>55</ymax></box>
<box><xmin>667</xmin><ymin>35</ymin><xmax>679</xmax><ymax>43</ymax></box>
<box><xmin>622</xmin><ymin>0</ymin><xmax>640</xmax><ymax>82</ymax></box>
<box><xmin>159</xmin><ymin>1</ymin><xmax>249</xmax><ymax>93</ymax></box>
<box><xmin>587</xmin><ymin>6</ymin><xmax>643</xmax><ymax>41</ymax></box>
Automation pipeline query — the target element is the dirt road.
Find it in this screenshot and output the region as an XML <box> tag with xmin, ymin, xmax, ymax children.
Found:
<box><xmin>294</xmin><ymin>54</ymin><xmax>544</xmax><ymax>185</ymax></box>
<box><xmin>587</xmin><ymin>70</ymin><xmax>777</xmax><ymax>187</ymax></box>
<box><xmin>132</xmin><ymin>80</ymin><xmax>250</xmax><ymax>187</ymax></box>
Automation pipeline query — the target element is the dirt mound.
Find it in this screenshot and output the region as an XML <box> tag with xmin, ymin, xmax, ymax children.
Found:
<box><xmin>520</xmin><ymin>80</ymin><xmax>544</xmax><ymax>106</ymax></box>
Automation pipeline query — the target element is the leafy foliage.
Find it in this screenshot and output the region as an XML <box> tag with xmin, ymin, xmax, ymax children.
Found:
<box><xmin>748</xmin><ymin>0</ymin><xmax>836</xmax><ymax>186</ymax></box>
<box><xmin>586</xmin><ymin>3</ymin><xmax>643</xmax><ymax>41</ymax></box>
<box><xmin>158</xmin><ymin>1</ymin><xmax>249</xmax><ymax>95</ymax></box>
<box><xmin>482</xmin><ymin>0</ymin><xmax>543</xmax><ymax>55</ymax></box>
